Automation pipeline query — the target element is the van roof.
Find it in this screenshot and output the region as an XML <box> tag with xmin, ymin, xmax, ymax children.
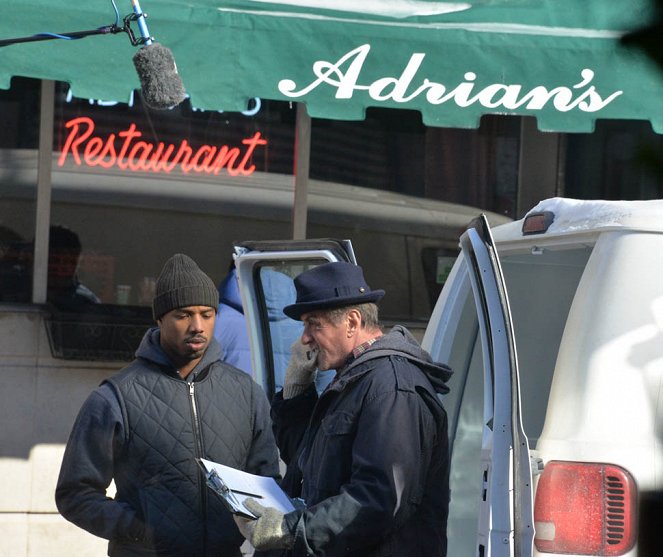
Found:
<box><xmin>492</xmin><ymin>197</ymin><xmax>663</xmax><ymax>242</ymax></box>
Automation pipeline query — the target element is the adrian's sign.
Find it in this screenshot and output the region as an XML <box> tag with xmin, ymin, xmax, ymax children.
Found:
<box><xmin>277</xmin><ymin>44</ymin><xmax>624</xmax><ymax>114</ymax></box>
<box><xmin>57</xmin><ymin>116</ymin><xmax>267</xmax><ymax>177</ymax></box>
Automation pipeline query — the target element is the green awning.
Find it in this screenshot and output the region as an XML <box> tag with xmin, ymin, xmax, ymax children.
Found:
<box><xmin>2</xmin><ymin>0</ymin><xmax>663</xmax><ymax>132</ymax></box>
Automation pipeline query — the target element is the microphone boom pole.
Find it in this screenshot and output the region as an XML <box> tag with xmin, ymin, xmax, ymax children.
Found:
<box><xmin>0</xmin><ymin>0</ymin><xmax>187</xmax><ymax>110</ymax></box>
<box><xmin>0</xmin><ymin>25</ymin><xmax>122</xmax><ymax>48</ymax></box>
<box><xmin>129</xmin><ymin>0</ymin><xmax>153</xmax><ymax>45</ymax></box>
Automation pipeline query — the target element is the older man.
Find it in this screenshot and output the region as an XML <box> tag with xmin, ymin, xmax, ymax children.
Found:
<box><xmin>56</xmin><ymin>253</ymin><xmax>279</xmax><ymax>557</ymax></box>
<box><xmin>235</xmin><ymin>261</ymin><xmax>452</xmax><ymax>557</ymax></box>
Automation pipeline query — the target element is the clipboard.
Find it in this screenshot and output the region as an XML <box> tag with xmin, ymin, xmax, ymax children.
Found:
<box><xmin>197</xmin><ymin>458</ymin><xmax>297</xmax><ymax>519</ymax></box>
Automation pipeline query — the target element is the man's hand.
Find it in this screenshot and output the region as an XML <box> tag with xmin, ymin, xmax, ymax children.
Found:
<box><xmin>283</xmin><ymin>340</ymin><xmax>318</xmax><ymax>399</ymax></box>
<box><xmin>233</xmin><ymin>499</ymin><xmax>293</xmax><ymax>551</ymax></box>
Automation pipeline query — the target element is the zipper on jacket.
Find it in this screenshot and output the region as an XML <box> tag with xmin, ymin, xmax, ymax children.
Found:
<box><xmin>188</xmin><ymin>381</ymin><xmax>208</xmax><ymax>550</ymax></box>
<box><xmin>189</xmin><ymin>382</ymin><xmax>205</xmax><ymax>458</ymax></box>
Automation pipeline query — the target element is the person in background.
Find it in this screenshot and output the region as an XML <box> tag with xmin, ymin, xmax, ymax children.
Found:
<box><xmin>46</xmin><ymin>224</ymin><xmax>100</xmax><ymax>310</ymax></box>
<box><xmin>0</xmin><ymin>226</ymin><xmax>28</xmax><ymax>302</ymax></box>
<box><xmin>55</xmin><ymin>253</ymin><xmax>280</xmax><ymax>557</ymax></box>
<box><xmin>0</xmin><ymin>224</ymin><xmax>99</xmax><ymax>306</ymax></box>
<box><xmin>214</xmin><ymin>264</ymin><xmax>333</xmax><ymax>394</ymax></box>
<box><xmin>234</xmin><ymin>261</ymin><xmax>452</xmax><ymax>557</ymax></box>
<box><xmin>214</xmin><ymin>263</ymin><xmax>253</xmax><ymax>373</ymax></box>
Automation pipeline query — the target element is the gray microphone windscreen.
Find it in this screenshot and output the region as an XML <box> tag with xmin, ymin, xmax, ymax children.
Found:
<box><xmin>133</xmin><ymin>43</ymin><xmax>187</xmax><ymax>110</ymax></box>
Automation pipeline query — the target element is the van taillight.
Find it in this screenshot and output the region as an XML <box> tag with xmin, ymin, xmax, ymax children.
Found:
<box><xmin>534</xmin><ymin>461</ymin><xmax>637</xmax><ymax>555</ymax></box>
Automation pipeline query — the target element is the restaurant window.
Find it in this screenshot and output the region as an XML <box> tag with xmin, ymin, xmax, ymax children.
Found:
<box><xmin>50</xmin><ymin>82</ymin><xmax>297</xmax><ymax>311</ymax></box>
<box><xmin>310</xmin><ymin>108</ymin><xmax>521</xmax><ymax>220</ymax></box>
<box><xmin>308</xmin><ymin>109</ymin><xmax>519</xmax><ymax>322</ymax></box>
<box><xmin>0</xmin><ymin>77</ymin><xmax>301</xmax><ymax>360</ymax></box>
<box><xmin>565</xmin><ymin>119</ymin><xmax>663</xmax><ymax>200</ymax></box>
<box><xmin>2</xmin><ymin>76</ymin><xmax>584</xmax><ymax>358</ymax></box>
<box><xmin>46</xmin><ymin>85</ymin><xmax>300</xmax><ymax>360</ymax></box>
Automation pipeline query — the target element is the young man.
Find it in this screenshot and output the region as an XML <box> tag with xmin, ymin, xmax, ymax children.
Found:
<box><xmin>235</xmin><ymin>261</ymin><xmax>452</xmax><ymax>557</ymax></box>
<box><xmin>56</xmin><ymin>253</ymin><xmax>279</xmax><ymax>557</ymax></box>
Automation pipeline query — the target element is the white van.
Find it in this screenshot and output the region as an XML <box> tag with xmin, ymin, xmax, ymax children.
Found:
<box><xmin>233</xmin><ymin>197</ymin><xmax>663</xmax><ymax>557</ymax></box>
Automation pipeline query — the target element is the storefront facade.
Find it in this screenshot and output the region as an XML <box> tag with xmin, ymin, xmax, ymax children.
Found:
<box><xmin>2</xmin><ymin>2</ymin><xmax>663</xmax><ymax>554</ymax></box>
<box><xmin>1</xmin><ymin>71</ymin><xmax>661</xmax><ymax>554</ymax></box>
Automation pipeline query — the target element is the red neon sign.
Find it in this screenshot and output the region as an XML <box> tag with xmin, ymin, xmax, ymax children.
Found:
<box><xmin>57</xmin><ymin>116</ymin><xmax>267</xmax><ymax>177</ymax></box>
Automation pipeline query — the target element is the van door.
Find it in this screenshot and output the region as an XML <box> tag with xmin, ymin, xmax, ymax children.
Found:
<box><xmin>422</xmin><ymin>215</ymin><xmax>534</xmax><ymax>556</ymax></box>
<box><xmin>232</xmin><ymin>239</ymin><xmax>355</xmax><ymax>397</ymax></box>
<box><xmin>233</xmin><ymin>224</ymin><xmax>534</xmax><ymax>555</ymax></box>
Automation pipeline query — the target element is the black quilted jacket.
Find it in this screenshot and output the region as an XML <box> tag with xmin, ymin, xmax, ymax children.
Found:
<box><xmin>55</xmin><ymin>327</ymin><xmax>279</xmax><ymax>557</ymax></box>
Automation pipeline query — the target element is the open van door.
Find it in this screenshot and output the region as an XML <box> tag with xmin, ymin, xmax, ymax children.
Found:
<box><xmin>232</xmin><ymin>238</ymin><xmax>355</xmax><ymax>397</ymax></box>
<box><xmin>233</xmin><ymin>225</ymin><xmax>534</xmax><ymax>555</ymax></box>
<box><xmin>422</xmin><ymin>215</ymin><xmax>534</xmax><ymax>556</ymax></box>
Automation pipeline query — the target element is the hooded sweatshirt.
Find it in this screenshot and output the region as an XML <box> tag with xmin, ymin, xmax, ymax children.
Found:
<box><xmin>56</xmin><ymin>328</ymin><xmax>279</xmax><ymax>557</ymax></box>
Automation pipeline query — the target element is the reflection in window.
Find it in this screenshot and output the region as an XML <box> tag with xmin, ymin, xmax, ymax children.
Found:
<box><xmin>565</xmin><ymin>119</ymin><xmax>663</xmax><ymax>200</ymax></box>
<box><xmin>421</xmin><ymin>246</ymin><xmax>460</xmax><ymax>309</ymax></box>
<box><xmin>0</xmin><ymin>77</ymin><xmax>39</xmax><ymax>303</ymax></box>
<box><xmin>0</xmin><ymin>230</ymin><xmax>31</xmax><ymax>303</ymax></box>
<box><xmin>428</xmin><ymin>273</ymin><xmax>485</xmax><ymax>557</ymax></box>
<box><xmin>47</xmin><ymin>225</ymin><xmax>100</xmax><ymax>311</ymax></box>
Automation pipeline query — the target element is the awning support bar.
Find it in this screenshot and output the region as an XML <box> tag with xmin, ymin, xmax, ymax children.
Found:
<box><xmin>292</xmin><ymin>103</ymin><xmax>311</xmax><ymax>240</ymax></box>
<box><xmin>32</xmin><ymin>80</ymin><xmax>55</xmax><ymax>305</ymax></box>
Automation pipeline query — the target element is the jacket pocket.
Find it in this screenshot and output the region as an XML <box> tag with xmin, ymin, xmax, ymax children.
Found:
<box><xmin>306</xmin><ymin>411</ymin><xmax>356</xmax><ymax>494</ymax></box>
<box><xmin>321</xmin><ymin>411</ymin><xmax>355</xmax><ymax>436</ymax></box>
<box><xmin>138</xmin><ymin>481</ymin><xmax>181</xmax><ymax>553</ymax></box>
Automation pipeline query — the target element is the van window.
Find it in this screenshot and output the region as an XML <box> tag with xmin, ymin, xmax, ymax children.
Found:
<box><xmin>500</xmin><ymin>246</ymin><xmax>592</xmax><ymax>444</ymax></box>
<box><xmin>255</xmin><ymin>264</ymin><xmax>304</xmax><ymax>394</ymax></box>
<box><xmin>427</xmin><ymin>245</ymin><xmax>592</xmax><ymax>555</ymax></box>
<box><xmin>254</xmin><ymin>262</ymin><xmax>335</xmax><ymax>395</ymax></box>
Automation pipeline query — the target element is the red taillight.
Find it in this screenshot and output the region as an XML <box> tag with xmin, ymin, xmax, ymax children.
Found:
<box><xmin>534</xmin><ymin>461</ymin><xmax>637</xmax><ymax>555</ymax></box>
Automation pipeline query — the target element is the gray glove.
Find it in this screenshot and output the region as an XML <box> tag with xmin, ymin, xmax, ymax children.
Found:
<box><xmin>282</xmin><ymin>340</ymin><xmax>318</xmax><ymax>399</ymax></box>
<box><xmin>233</xmin><ymin>498</ymin><xmax>294</xmax><ymax>551</ymax></box>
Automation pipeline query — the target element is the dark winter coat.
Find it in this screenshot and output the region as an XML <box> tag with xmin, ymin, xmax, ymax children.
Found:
<box><xmin>272</xmin><ymin>325</ymin><xmax>452</xmax><ymax>557</ymax></box>
<box><xmin>55</xmin><ymin>327</ymin><xmax>279</xmax><ymax>557</ymax></box>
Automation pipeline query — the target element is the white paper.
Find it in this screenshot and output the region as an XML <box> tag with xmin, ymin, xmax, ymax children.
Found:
<box><xmin>199</xmin><ymin>458</ymin><xmax>295</xmax><ymax>518</ymax></box>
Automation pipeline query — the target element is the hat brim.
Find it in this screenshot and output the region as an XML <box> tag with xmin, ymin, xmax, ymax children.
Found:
<box><xmin>283</xmin><ymin>290</ymin><xmax>385</xmax><ymax>320</ymax></box>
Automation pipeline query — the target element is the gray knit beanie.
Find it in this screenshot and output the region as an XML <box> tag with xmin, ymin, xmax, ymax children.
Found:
<box><xmin>152</xmin><ymin>254</ymin><xmax>219</xmax><ymax>320</ymax></box>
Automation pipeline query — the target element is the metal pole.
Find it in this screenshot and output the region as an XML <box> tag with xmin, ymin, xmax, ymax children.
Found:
<box><xmin>292</xmin><ymin>103</ymin><xmax>311</xmax><ymax>240</ymax></box>
<box><xmin>32</xmin><ymin>80</ymin><xmax>55</xmax><ymax>304</ymax></box>
<box><xmin>516</xmin><ymin>117</ymin><xmax>561</xmax><ymax>218</ymax></box>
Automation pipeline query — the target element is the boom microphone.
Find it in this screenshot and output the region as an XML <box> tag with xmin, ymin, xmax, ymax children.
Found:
<box><xmin>129</xmin><ymin>0</ymin><xmax>186</xmax><ymax>110</ymax></box>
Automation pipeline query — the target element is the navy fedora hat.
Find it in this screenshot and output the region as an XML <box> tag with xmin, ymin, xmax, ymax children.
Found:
<box><xmin>283</xmin><ymin>261</ymin><xmax>385</xmax><ymax>320</ymax></box>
